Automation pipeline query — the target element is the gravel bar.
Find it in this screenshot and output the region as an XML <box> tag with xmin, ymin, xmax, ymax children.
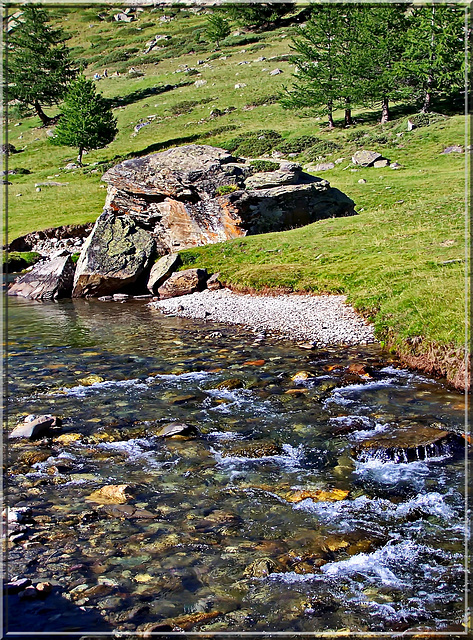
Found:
<box><xmin>150</xmin><ymin>289</ymin><xmax>376</xmax><ymax>347</ymax></box>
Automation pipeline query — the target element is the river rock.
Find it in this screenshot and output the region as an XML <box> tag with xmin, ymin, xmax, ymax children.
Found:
<box><xmin>147</xmin><ymin>253</ymin><xmax>182</xmax><ymax>294</ymax></box>
<box><xmin>353</xmin><ymin>424</ymin><xmax>463</xmax><ymax>462</ymax></box>
<box><xmin>155</xmin><ymin>422</ymin><xmax>200</xmax><ymax>438</ymax></box>
<box><xmin>101</xmin><ymin>145</ymin><xmax>356</xmax><ymax>253</ymax></box>
<box><xmin>85</xmin><ymin>484</ymin><xmax>135</xmax><ymax>504</ymax></box>
<box><xmin>8</xmin><ymin>255</ymin><xmax>75</xmax><ymax>300</ymax></box>
<box><xmin>221</xmin><ymin>440</ymin><xmax>282</xmax><ymax>458</ymax></box>
<box><xmin>9</xmin><ymin>415</ymin><xmax>61</xmax><ymax>439</ymax></box>
<box><xmin>243</xmin><ymin>557</ymin><xmax>281</xmax><ymax>577</ymax></box>
<box><xmin>157</xmin><ymin>268</ymin><xmax>208</xmax><ymax>299</ymax></box>
<box><xmin>72</xmin><ymin>211</ymin><xmax>156</xmax><ymax>297</ymax></box>
<box><xmin>352</xmin><ymin>150</ymin><xmax>383</xmax><ymax>167</ymax></box>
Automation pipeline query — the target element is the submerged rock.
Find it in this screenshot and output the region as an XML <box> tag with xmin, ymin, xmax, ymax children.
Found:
<box><xmin>85</xmin><ymin>484</ymin><xmax>135</xmax><ymax>504</ymax></box>
<box><xmin>243</xmin><ymin>557</ymin><xmax>281</xmax><ymax>577</ymax></box>
<box><xmin>221</xmin><ymin>440</ymin><xmax>282</xmax><ymax>458</ymax></box>
<box><xmin>155</xmin><ymin>422</ymin><xmax>200</xmax><ymax>438</ymax></box>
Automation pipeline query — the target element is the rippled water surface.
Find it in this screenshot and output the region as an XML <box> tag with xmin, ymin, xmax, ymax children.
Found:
<box><xmin>5</xmin><ymin>296</ymin><xmax>469</xmax><ymax>635</ymax></box>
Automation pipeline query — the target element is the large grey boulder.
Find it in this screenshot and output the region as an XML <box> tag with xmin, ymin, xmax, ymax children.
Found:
<box><xmin>101</xmin><ymin>144</ymin><xmax>356</xmax><ymax>253</ymax></box>
<box><xmin>8</xmin><ymin>254</ymin><xmax>75</xmax><ymax>300</ymax></box>
<box><xmin>72</xmin><ymin>211</ymin><xmax>155</xmax><ymax>298</ymax></box>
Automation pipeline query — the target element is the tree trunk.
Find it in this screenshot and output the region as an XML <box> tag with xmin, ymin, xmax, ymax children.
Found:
<box><xmin>344</xmin><ymin>108</ymin><xmax>353</xmax><ymax>126</ymax></box>
<box><xmin>327</xmin><ymin>101</ymin><xmax>334</xmax><ymax>129</ymax></box>
<box><xmin>422</xmin><ymin>88</ymin><xmax>432</xmax><ymax>113</ymax></box>
<box><xmin>33</xmin><ymin>100</ymin><xmax>55</xmax><ymax>127</ymax></box>
<box><xmin>77</xmin><ymin>146</ymin><xmax>84</xmax><ymax>167</ymax></box>
<box><xmin>380</xmin><ymin>96</ymin><xmax>390</xmax><ymax>123</ymax></box>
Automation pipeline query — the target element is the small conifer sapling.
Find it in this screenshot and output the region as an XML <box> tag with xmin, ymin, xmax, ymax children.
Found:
<box><xmin>52</xmin><ymin>75</ymin><xmax>118</xmax><ymax>166</ymax></box>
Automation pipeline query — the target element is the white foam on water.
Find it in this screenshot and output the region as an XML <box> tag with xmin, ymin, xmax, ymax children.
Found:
<box><xmin>147</xmin><ymin>371</ymin><xmax>213</xmax><ymax>384</ymax></box>
<box><xmin>96</xmin><ymin>438</ymin><xmax>165</xmax><ymax>468</ymax></box>
<box><xmin>394</xmin><ymin>491</ymin><xmax>457</xmax><ymax>521</ymax></box>
<box><xmin>207</xmin><ymin>431</ymin><xmax>244</xmax><ymax>440</ymax></box>
<box><xmin>204</xmin><ymin>388</ymin><xmax>277</xmax><ymax>417</ymax></box>
<box><xmin>320</xmin><ymin>540</ymin><xmax>420</xmax><ymax>587</ymax></box>
<box><xmin>211</xmin><ymin>443</ymin><xmax>304</xmax><ymax>469</ymax></box>
<box><xmin>354</xmin><ymin>457</ymin><xmax>432</xmax><ymax>491</ymax></box>
<box><xmin>55</xmin><ymin>377</ymin><xmax>150</xmax><ymax>398</ymax></box>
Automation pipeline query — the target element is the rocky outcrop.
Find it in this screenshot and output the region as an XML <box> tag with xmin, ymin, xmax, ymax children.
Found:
<box><xmin>8</xmin><ymin>254</ymin><xmax>75</xmax><ymax>300</ymax></box>
<box><xmin>8</xmin><ymin>223</ymin><xmax>94</xmax><ymax>254</ymax></box>
<box><xmin>101</xmin><ymin>144</ymin><xmax>356</xmax><ymax>253</ymax></box>
<box><xmin>72</xmin><ymin>212</ymin><xmax>156</xmax><ymax>298</ymax></box>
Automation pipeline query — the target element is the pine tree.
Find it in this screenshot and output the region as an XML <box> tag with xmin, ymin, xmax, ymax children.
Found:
<box><xmin>7</xmin><ymin>5</ymin><xmax>78</xmax><ymax>126</ymax></box>
<box><xmin>52</xmin><ymin>75</ymin><xmax>117</xmax><ymax>166</ymax></box>
<box><xmin>281</xmin><ymin>5</ymin><xmax>356</xmax><ymax>129</ymax></box>
<box><xmin>402</xmin><ymin>4</ymin><xmax>466</xmax><ymax>113</ymax></box>
<box><xmin>222</xmin><ymin>3</ymin><xmax>294</xmax><ymax>31</ymax></box>
<box><xmin>206</xmin><ymin>14</ymin><xmax>231</xmax><ymax>49</ymax></box>
<box><xmin>353</xmin><ymin>5</ymin><xmax>409</xmax><ymax>123</ymax></box>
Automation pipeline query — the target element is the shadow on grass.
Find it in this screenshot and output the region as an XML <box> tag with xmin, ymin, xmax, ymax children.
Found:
<box><xmin>107</xmin><ymin>80</ymin><xmax>193</xmax><ymax>109</ymax></box>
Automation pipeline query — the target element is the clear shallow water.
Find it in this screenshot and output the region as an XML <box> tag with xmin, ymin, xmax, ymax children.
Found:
<box><xmin>4</xmin><ymin>296</ymin><xmax>469</xmax><ymax>635</ymax></box>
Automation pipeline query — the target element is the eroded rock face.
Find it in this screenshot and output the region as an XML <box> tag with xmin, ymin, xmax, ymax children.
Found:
<box><xmin>72</xmin><ymin>211</ymin><xmax>156</xmax><ymax>298</ymax></box>
<box><xmin>8</xmin><ymin>255</ymin><xmax>75</xmax><ymax>300</ymax></box>
<box><xmin>101</xmin><ymin>145</ymin><xmax>356</xmax><ymax>253</ymax></box>
<box><xmin>147</xmin><ymin>253</ymin><xmax>182</xmax><ymax>294</ymax></box>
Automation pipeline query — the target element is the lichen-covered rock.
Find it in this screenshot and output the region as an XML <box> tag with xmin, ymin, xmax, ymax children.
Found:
<box><xmin>157</xmin><ymin>268</ymin><xmax>208</xmax><ymax>299</ymax></box>
<box><xmin>72</xmin><ymin>211</ymin><xmax>155</xmax><ymax>298</ymax></box>
<box><xmin>147</xmin><ymin>253</ymin><xmax>182</xmax><ymax>294</ymax></box>
<box><xmin>101</xmin><ymin>145</ymin><xmax>356</xmax><ymax>253</ymax></box>
<box><xmin>8</xmin><ymin>255</ymin><xmax>75</xmax><ymax>300</ymax></box>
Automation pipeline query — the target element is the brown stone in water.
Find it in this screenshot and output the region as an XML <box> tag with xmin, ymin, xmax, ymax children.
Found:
<box><xmin>9</xmin><ymin>415</ymin><xmax>61</xmax><ymax>440</ymax></box>
<box><xmin>221</xmin><ymin>440</ymin><xmax>282</xmax><ymax>458</ymax></box>
<box><xmin>85</xmin><ymin>484</ymin><xmax>134</xmax><ymax>504</ymax></box>
<box><xmin>353</xmin><ymin>424</ymin><xmax>463</xmax><ymax>462</ymax></box>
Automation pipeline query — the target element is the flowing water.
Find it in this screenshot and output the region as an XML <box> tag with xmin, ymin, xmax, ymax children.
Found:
<box><xmin>4</xmin><ymin>296</ymin><xmax>470</xmax><ymax>635</ymax></box>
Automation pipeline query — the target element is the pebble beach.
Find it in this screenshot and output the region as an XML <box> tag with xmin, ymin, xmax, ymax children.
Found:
<box><xmin>150</xmin><ymin>288</ymin><xmax>376</xmax><ymax>347</ymax></box>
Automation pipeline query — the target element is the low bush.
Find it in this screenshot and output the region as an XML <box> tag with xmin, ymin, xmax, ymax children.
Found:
<box><xmin>275</xmin><ymin>135</ymin><xmax>322</xmax><ymax>154</ymax></box>
<box><xmin>220</xmin><ymin>34</ymin><xmax>260</xmax><ymax>48</ymax></box>
<box><xmin>250</xmin><ymin>159</ymin><xmax>280</xmax><ymax>172</ymax></box>
<box><xmin>170</xmin><ymin>97</ymin><xmax>214</xmax><ymax>115</ymax></box>
<box><xmin>299</xmin><ymin>140</ymin><xmax>341</xmax><ymax>161</ymax></box>
<box><xmin>222</xmin><ymin>129</ymin><xmax>282</xmax><ymax>157</ymax></box>
<box><xmin>216</xmin><ymin>184</ymin><xmax>238</xmax><ymax>195</ymax></box>
<box><xmin>246</xmin><ymin>94</ymin><xmax>280</xmax><ymax>107</ymax></box>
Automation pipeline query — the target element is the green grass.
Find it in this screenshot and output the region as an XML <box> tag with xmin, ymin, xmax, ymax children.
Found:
<box><xmin>4</xmin><ymin>6</ymin><xmax>469</xmax><ymax>386</ymax></box>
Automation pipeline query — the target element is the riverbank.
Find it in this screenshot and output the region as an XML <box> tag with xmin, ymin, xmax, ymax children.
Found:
<box><xmin>151</xmin><ymin>289</ymin><xmax>375</xmax><ymax>346</ymax></box>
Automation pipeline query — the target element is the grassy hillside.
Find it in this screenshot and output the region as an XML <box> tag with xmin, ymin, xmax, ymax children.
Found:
<box><xmin>4</xmin><ymin>5</ymin><xmax>469</xmax><ymax>388</ymax></box>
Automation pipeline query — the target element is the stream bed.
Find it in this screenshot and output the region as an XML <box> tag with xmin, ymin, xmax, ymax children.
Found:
<box><xmin>4</xmin><ymin>296</ymin><xmax>470</xmax><ymax>636</ymax></box>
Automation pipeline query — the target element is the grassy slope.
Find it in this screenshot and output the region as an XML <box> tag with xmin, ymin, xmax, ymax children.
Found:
<box><xmin>4</xmin><ymin>6</ymin><xmax>469</xmax><ymax>387</ymax></box>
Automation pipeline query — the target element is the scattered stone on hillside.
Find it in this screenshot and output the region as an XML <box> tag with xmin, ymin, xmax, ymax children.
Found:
<box><xmin>0</xmin><ymin>143</ymin><xmax>18</xmax><ymax>155</ymax></box>
<box><xmin>373</xmin><ymin>159</ymin><xmax>390</xmax><ymax>168</ymax></box>
<box><xmin>442</xmin><ymin>146</ymin><xmax>463</xmax><ymax>154</ymax></box>
<box><xmin>270</xmin><ymin>68</ymin><xmax>283</xmax><ymax>76</ymax></box>
<box><xmin>34</xmin><ymin>181</ymin><xmax>69</xmax><ymax>188</ymax></box>
<box><xmin>157</xmin><ymin>268</ymin><xmax>208</xmax><ymax>299</ymax></box>
<box><xmin>128</xmin><ymin>67</ymin><xmax>144</xmax><ymax>77</ymax></box>
<box><xmin>305</xmin><ymin>162</ymin><xmax>335</xmax><ymax>172</ymax></box>
<box><xmin>194</xmin><ymin>79</ymin><xmax>207</xmax><ymax>88</ymax></box>
<box><xmin>114</xmin><ymin>12</ymin><xmax>133</xmax><ymax>22</ymax></box>
<box><xmin>352</xmin><ymin>150</ymin><xmax>383</xmax><ymax>167</ymax></box>
<box><xmin>9</xmin><ymin>414</ymin><xmax>61</xmax><ymax>440</ymax></box>
<box><xmin>8</xmin><ymin>223</ymin><xmax>92</xmax><ymax>255</ymax></box>
<box><xmin>8</xmin><ymin>254</ymin><xmax>75</xmax><ymax>300</ymax></box>
<box><xmin>352</xmin><ymin>423</ymin><xmax>463</xmax><ymax>462</ymax></box>
<box><xmin>147</xmin><ymin>253</ymin><xmax>182</xmax><ymax>294</ymax></box>
<box><xmin>390</xmin><ymin>162</ymin><xmax>401</xmax><ymax>169</ymax></box>
<box><xmin>72</xmin><ymin>211</ymin><xmax>155</xmax><ymax>298</ymax></box>
<box><xmin>143</xmin><ymin>34</ymin><xmax>171</xmax><ymax>54</ymax></box>
<box><xmin>64</xmin><ymin>162</ymin><xmax>79</xmax><ymax>170</ymax></box>
<box><xmin>235</xmin><ymin>83</ymin><xmax>247</xmax><ymax>89</ymax></box>
<box><xmin>358</xmin><ymin>179</ymin><xmax>367</xmax><ymax>184</ymax></box>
